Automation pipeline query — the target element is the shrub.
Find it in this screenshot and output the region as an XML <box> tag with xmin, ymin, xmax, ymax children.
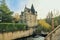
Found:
<box><xmin>0</xmin><ymin>23</ymin><xmax>26</xmax><ymax>33</ymax></box>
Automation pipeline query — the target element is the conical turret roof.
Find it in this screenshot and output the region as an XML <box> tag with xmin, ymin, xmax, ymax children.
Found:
<box><xmin>31</xmin><ymin>4</ymin><xmax>35</xmax><ymax>14</ymax></box>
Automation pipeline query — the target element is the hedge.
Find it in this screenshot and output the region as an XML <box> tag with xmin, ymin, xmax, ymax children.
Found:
<box><xmin>0</xmin><ymin>23</ymin><xmax>27</xmax><ymax>33</ymax></box>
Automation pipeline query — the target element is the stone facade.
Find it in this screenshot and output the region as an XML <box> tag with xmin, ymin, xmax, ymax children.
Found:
<box><xmin>20</xmin><ymin>4</ymin><xmax>37</xmax><ymax>27</ymax></box>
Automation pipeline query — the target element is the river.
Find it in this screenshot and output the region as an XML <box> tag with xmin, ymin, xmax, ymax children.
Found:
<box><xmin>27</xmin><ymin>35</ymin><xmax>45</xmax><ymax>40</ymax></box>
<box><xmin>14</xmin><ymin>35</ymin><xmax>45</xmax><ymax>40</ymax></box>
<box><xmin>32</xmin><ymin>36</ymin><xmax>44</xmax><ymax>40</ymax></box>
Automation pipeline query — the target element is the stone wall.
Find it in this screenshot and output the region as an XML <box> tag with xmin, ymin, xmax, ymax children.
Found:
<box><xmin>45</xmin><ymin>25</ymin><xmax>60</xmax><ymax>40</ymax></box>
<box><xmin>0</xmin><ymin>28</ymin><xmax>33</xmax><ymax>40</ymax></box>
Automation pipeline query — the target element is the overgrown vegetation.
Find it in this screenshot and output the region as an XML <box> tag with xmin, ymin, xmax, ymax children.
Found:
<box><xmin>36</xmin><ymin>20</ymin><xmax>52</xmax><ymax>33</ymax></box>
<box><xmin>0</xmin><ymin>23</ymin><xmax>26</xmax><ymax>33</ymax></box>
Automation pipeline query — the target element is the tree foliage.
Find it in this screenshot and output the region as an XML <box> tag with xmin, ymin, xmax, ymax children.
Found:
<box><xmin>54</xmin><ymin>16</ymin><xmax>60</xmax><ymax>27</ymax></box>
<box><xmin>13</xmin><ymin>13</ymin><xmax>20</xmax><ymax>23</ymax></box>
<box><xmin>46</xmin><ymin>12</ymin><xmax>60</xmax><ymax>28</ymax></box>
<box><xmin>0</xmin><ymin>23</ymin><xmax>26</xmax><ymax>33</ymax></box>
<box><xmin>37</xmin><ymin>20</ymin><xmax>52</xmax><ymax>32</ymax></box>
<box><xmin>46</xmin><ymin>11</ymin><xmax>53</xmax><ymax>25</ymax></box>
<box><xmin>0</xmin><ymin>0</ymin><xmax>13</xmax><ymax>22</ymax></box>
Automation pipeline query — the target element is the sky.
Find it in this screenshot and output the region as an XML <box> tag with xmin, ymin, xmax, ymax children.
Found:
<box><xmin>5</xmin><ymin>0</ymin><xmax>60</xmax><ymax>19</ymax></box>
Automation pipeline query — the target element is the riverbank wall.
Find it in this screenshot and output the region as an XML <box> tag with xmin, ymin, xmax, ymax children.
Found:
<box><xmin>0</xmin><ymin>29</ymin><xmax>33</xmax><ymax>40</ymax></box>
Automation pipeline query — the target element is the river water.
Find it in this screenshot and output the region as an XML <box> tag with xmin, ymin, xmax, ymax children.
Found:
<box><xmin>32</xmin><ymin>36</ymin><xmax>44</xmax><ymax>40</ymax></box>
<box><xmin>27</xmin><ymin>36</ymin><xmax>45</xmax><ymax>40</ymax></box>
<box><xmin>14</xmin><ymin>35</ymin><xmax>45</xmax><ymax>40</ymax></box>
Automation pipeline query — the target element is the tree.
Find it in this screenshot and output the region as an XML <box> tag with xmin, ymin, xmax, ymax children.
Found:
<box><xmin>46</xmin><ymin>10</ymin><xmax>60</xmax><ymax>28</ymax></box>
<box><xmin>0</xmin><ymin>0</ymin><xmax>13</xmax><ymax>22</ymax></box>
<box><xmin>13</xmin><ymin>13</ymin><xmax>20</xmax><ymax>23</ymax></box>
<box><xmin>54</xmin><ymin>15</ymin><xmax>60</xmax><ymax>27</ymax></box>
<box><xmin>46</xmin><ymin>11</ymin><xmax>53</xmax><ymax>25</ymax></box>
<box><xmin>38</xmin><ymin>19</ymin><xmax>51</xmax><ymax>32</ymax></box>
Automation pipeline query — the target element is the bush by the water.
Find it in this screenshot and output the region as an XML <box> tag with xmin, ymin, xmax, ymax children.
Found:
<box><xmin>0</xmin><ymin>23</ymin><xmax>26</xmax><ymax>33</ymax></box>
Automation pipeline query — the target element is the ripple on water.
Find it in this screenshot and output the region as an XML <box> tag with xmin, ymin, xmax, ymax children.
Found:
<box><xmin>33</xmin><ymin>36</ymin><xmax>45</xmax><ymax>40</ymax></box>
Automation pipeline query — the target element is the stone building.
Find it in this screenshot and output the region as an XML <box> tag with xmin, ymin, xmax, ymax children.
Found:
<box><xmin>20</xmin><ymin>4</ymin><xmax>37</xmax><ymax>27</ymax></box>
